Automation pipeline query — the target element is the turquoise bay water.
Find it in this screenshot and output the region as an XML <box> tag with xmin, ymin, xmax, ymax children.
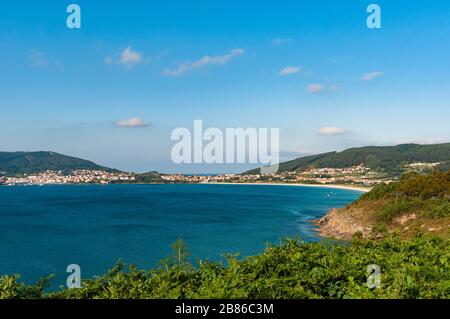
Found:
<box><xmin>0</xmin><ymin>184</ymin><xmax>362</xmax><ymax>286</ymax></box>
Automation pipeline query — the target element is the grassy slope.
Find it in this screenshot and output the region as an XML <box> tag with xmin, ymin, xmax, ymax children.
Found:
<box><xmin>318</xmin><ymin>171</ymin><xmax>450</xmax><ymax>240</ymax></box>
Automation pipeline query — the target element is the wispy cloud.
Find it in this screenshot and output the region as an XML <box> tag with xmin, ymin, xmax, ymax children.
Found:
<box><xmin>105</xmin><ymin>46</ymin><xmax>143</xmax><ymax>68</ymax></box>
<box><xmin>306</xmin><ymin>84</ymin><xmax>339</xmax><ymax>94</ymax></box>
<box><xmin>318</xmin><ymin>127</ymin><xmax>347</xmax><ymax>135</ymax></box>
<box><xmin>361</xmin><ymin>71</ymin><xmax>383</xmax><ymax>81</ymax></box>
<box><xmin>278</xmin><ymin>66</ymin><xmax>301</xmax><ymax>76</ymax></box>
<box><xmin>120</xmin><ymin>47</ymin><xmax>142</xmax><ymax>66</ymax></box>
<box><xmin>114</xmin><ymin>117</ymin><xmax>150</xmax><ymax>128</ymax></box>
<box><xmin>28</xmin><ymin>51</ymin><xmax>48</xmax><ymax>68</ymax></box>
<box><xmin>307</xmin><ymin>84</ymin><xmax>325</xmax><ymax>94</ymax></box>
<box><xmin>272</xmin><ymin>38</ymin><xmax>293</xmax><ymax>45</ymax></box>
<box><xmin>163</xmin><ymin>49</ymin><xmax>245</xmax><ymax>77</ymax></box>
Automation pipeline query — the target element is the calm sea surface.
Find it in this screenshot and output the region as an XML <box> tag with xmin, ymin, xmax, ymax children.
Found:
<box><xmin>0</xmin><ymin>184</ymin><xmax>362</xmax><ymax>286</ymax></box>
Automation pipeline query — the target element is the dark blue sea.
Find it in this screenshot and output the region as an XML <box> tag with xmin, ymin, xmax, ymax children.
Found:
<box><xmin>0</xmin><ymin>184</ymin><xmax>362</xmax><ymax>287</ymax></box>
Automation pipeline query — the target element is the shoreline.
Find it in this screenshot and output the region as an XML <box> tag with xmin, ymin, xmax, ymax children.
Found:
<box><xmin>202</xmin><ymin>182</ymin><xmax>371</xmax><ymax>193</ymax></box>
<box><xmin>0</xmin><ymin>182</ymin><xmax>371</xmax><ymax>192</ymax></box>
<box><xmin>312</xmin><ymin>208</ymin><xmax>368</xmax><ymax>240</ymax></box>
<box><xmin>203</xmin><ymin>182</ymin><xmax>370</xmax><ymax>240</ymax></box>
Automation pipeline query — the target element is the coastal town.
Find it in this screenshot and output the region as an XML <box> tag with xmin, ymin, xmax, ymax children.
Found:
<box><xmin>0</xmin><ymin>170</ymin><xmax>136</xmax><ymax>186</ymax></box>
<box><xmin>0</xmin><ymin>164</ymin><xmax>399</xmax><ymax>187</ymax></box>
<box><xmin>160</xmin><ymin>164</ymin><xmax>395</xmax><ymax>187</ymax></box>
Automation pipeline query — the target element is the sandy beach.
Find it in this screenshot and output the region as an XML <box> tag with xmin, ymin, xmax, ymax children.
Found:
<box><xmin>202</xmin><ymin>182</ymin><xmax>371</xmax><ymax>193</ymax></box>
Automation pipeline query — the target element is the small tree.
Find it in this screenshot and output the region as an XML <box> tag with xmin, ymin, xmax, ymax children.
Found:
<box><xmin>172</xmin><ymin>238</ymin><xmax>189</xmax><ymax>266</ymax></box>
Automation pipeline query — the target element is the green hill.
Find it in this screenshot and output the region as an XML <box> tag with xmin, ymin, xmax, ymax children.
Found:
<box><xmin>246</xmin><ymin>143</ymin><xmax>450</xmax><ymax>176</ymax></box>
<box><xmin>0</xmin><ymin>151</ymin><xmax>119</xmax><ymax>175</ymax></box>
<box><xmin>317</xmin><ymin>170</ymin><xmax>450</xmax><ymax>240</ymax></box>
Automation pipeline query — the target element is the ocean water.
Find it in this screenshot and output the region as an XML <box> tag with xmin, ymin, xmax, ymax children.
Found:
<box><xmin>0</xmin><ymin>184</ymin><xmax>362</xmax><ymax>286</ymax></box>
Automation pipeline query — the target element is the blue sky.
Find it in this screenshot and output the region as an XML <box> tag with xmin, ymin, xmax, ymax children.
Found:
<box><xmin>0</xmin><ymin>1</ymin><xmax>449</xmax><ymax>173</ymax></box>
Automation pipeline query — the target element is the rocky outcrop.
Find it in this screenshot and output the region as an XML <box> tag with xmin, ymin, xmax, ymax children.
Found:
<box><xmin>314</xmin><ymin>208</ymin><xmax>372</xmax><ymax>240</ymax></box>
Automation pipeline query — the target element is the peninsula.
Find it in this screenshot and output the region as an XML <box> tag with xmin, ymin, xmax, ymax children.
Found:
<box><xmin>315</xmin><ymin>170</ymin><xmax>450</xmax><ymax>240</ymax></box>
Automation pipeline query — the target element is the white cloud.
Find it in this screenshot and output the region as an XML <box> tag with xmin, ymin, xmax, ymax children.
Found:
<box><xmin>318</xmin><ymin>127</ymin><xmax>347</xmax><ymax>135</ymax></box>
<box><xmin>163</xmin><ymin>49</ymin><xmax>245</xmax><ymax>76</ymax></box>
<box><xmin>307</xmin><ymin>84</ymin><xmax>325</xmax><ymax>94</ymax></box>
<box><xmin>272</xmin><ymin>38</ymin><xmax>293</xmax><ymax>45</ymax></box>
<box><xmin>115</xmin><ymin>117</ymin><xmax>150</xmax><ymax>128</ymax></box>
<box><xmin>361</xmin><ymin>71</ymin><xmax>383</xmax><ymax>81</ymax></box>
<box><xmin>105</xmin><ymin>46</ymin><xmax>143</xmax><ymax>67</ymax></box>
<box><xmin>306</xmin><ymin>84</ymin><xmax>339</xmax><ymax>94</ymax></box>
<box><xmin>28</xmin><ymin>51</ymin><xmax>48</xmax><ymax>68</ymax></box>
<box><xmin>120</xmin><ymin>47</ymin><xmax>142</xmax><ymax>66</ymax></box>
<box><xmin>278</xmin><ymin>66</ymin><xmax>301</xmax><ymax>76</ymax></box>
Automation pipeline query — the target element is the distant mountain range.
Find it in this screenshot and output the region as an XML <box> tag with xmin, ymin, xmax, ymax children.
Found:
<box><xmin>246</xmin><ymin>143</ymin><xmax>450</xmax><ymax>176</ymax></box>
<box><xmin>2</xmin><ymin>143</ymin><xmax>450</xmax><ymax>177</ymax></box>
<box><xmin>0</xmin><ymin>151</ymin><xmax>119</xmax><ymax>175</ymax></box>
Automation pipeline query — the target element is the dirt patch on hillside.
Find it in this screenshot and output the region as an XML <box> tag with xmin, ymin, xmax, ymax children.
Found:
<box><xmin>314</xmin><ymin>200</ymin><xmax>450</xmax><ymax>240</ymax></box>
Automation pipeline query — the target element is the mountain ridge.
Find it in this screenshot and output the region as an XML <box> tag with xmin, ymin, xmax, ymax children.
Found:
<box><xmin>246</xmin><ymin>143</ymin><xmax>450</xmax><ymax>175</ymax></box>
<box><xmin>0</xmin><ymin>151</ymin><xmax>120</xmax><ymax>175</ymax></box>
<box><xmin>2</xmin><ymin>143</ymin><xmax>450</xmax><ymax>177</ymax></box>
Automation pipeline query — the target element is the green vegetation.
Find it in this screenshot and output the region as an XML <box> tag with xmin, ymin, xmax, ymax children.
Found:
<box><xmin>358</xmin><ymin>171</ymin><xmax>450</xmax><ymax>223</ymax></box>
<box><xmin>0</xmin><ymin>151</ymin><xmax>119</xmax><ymax>175</ymax></box>
<box><xmin>323</xmin><ymin>170</ymin><xmax>450</xmax><ymax>241</ymax></box>
<box><xmin>132</xmin><ymin>171</ymin><xmax>165</xmax><ymax>184</ymax></box>
<box><xmin>247</xmin><ymin>143</ymin><xmax>450</xmax><ymax>176</ymax></box>
<box><xmin>376</xmin><ymin>198</ymin><xmax>416</xmax><ymax>222</ymax></box>
<box><xmin>1</xmin><ymin>235</ymin><xmax>449</xmax><ymax>299</ymax></box>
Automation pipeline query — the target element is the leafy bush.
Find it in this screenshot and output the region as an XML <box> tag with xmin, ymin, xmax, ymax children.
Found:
<box><xmin>358</xmin><ymin>170</ymin><xmax>450</xmax><ymax>222</ymax></box>
<box><xmin>362</xmin><ymin>171</ymin><xmax>449</xmax><ymax>202</ymax></box>
<box><xmin>1</xmin><ymin>235</ymin><xmax>449</xmax><ymax>299</ymax></box>
<box><xmin>0</xmin><ymin>274</ymin><xmax>53</xmax><ymax>299</ymax></box>
<box><xmin>371</xmin><ymin>223</ymin><xmax>388</xmax><ymax>235</ymax></box>
<box><xmin>422</xmin><ymin>198</ymin><xmax>450</xmax><ymax>218</ymax></box>
<box><xmin>359</xmin><ymin>183</ymin><xmax>396</xmax><ymax>201</ymax></box>
<box><xmin>376</xmin><ymin>198</ymin><xmax>417</xmax><ymax>222</ymax></box>
<box><xmin>398</xmin><ymin>171</ymin><xmax>450</xmax><ymax>199</ymax></box>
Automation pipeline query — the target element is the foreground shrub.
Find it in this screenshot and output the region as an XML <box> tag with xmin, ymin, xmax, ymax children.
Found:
<box><xmin>1</xmin><ymin>235</ymin><xmax>449</xmax><ymax>299</ymax></box>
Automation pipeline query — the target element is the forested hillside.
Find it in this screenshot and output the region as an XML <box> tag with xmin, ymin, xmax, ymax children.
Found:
<box><xmin>0</xmin><ymin>151</ymin><xmax>118</xmax><ymax>175</ymax></box>
<box><xmin>247</xmin><ymin>143</ymin><xmax>450</xmax><ymax>176</ymax></box>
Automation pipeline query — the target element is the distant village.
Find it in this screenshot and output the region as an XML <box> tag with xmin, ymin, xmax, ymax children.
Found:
<box><xmin>0</xmin><ymin>170</ymin><xmax>136</xmax><ymax>186</ymax></box>
<box><xmin>161</xmin><ymin>164</ymin><xmax>395</xmax><ymax>187</ymax></box>
<box><xmin>0</xmin><ymin>162</ymin><xmax>443</xmax><ymax>187</ymax></box>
